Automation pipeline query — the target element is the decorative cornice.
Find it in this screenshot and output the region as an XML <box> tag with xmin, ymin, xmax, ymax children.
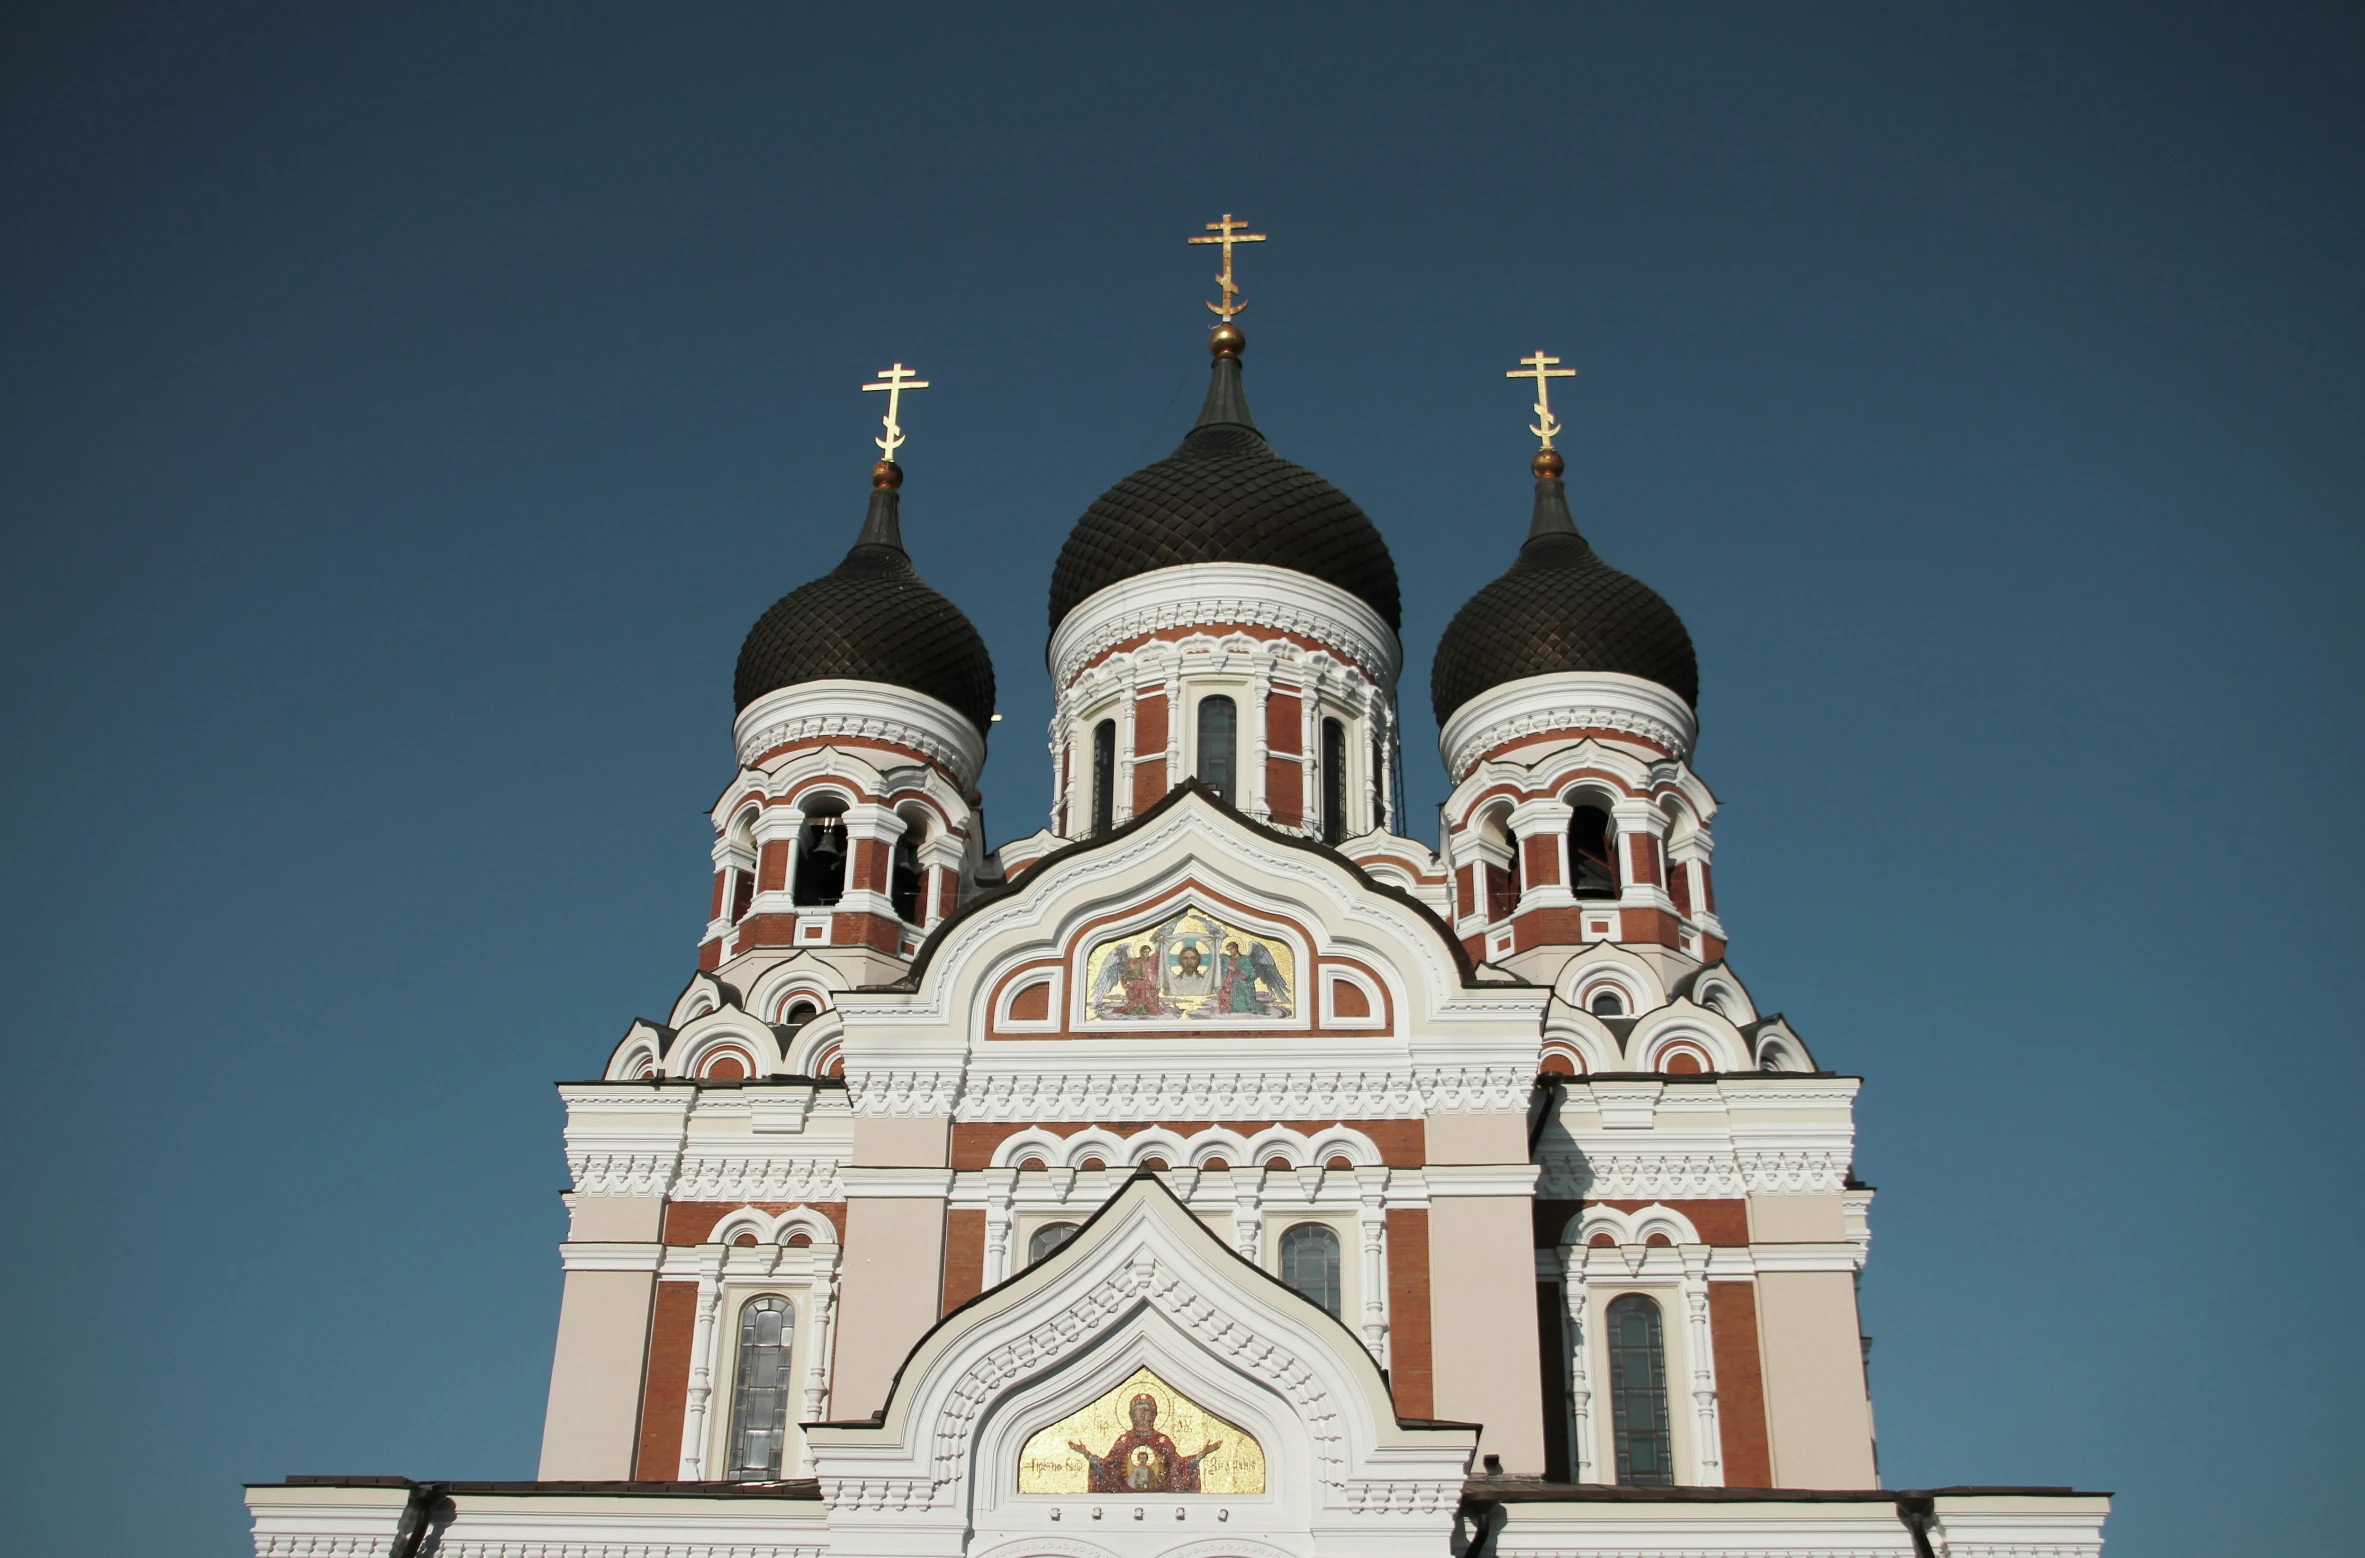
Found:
<box><xmin>733</xmin><ymin>679</ymin><xmax>986</xmax><ymax>788</ymax></box>
<box><xmin>1440</xmin><ymin>670</ymin><xmax>1698</xmax><ymax>779</ymax></box>
<box><xmin>669</xmin><ymin>1154</ymin><xmax>845</xmax><ymax>1203</ymax></box>
<box><xmin>1049</xmin><ymin>563</ymin><xmax>1403</xmax><ymax>692</ymax></box>
<box><xmin>946</xmin><ymin>1066</ymin><xmax>1535</xmax><ymax>1123</ymax></box>
<box><xmin>1537</xmin><ymin>1144</ymin><xmax>1852</xmax><ymax>1199</ymax></box>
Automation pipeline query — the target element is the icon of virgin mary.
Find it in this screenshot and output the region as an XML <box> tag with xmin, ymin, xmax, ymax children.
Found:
<box><xmin>1066</xmin><ymin>1394</ymin><xmax>1221</xmax><ymax>1493</ymax></box>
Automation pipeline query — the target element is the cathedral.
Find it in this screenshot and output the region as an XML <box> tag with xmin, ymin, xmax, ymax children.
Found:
<box><xmin>246</xmin><ymin>222</ymin><xmax>2110</xmax><ymax>1558</ymax></box>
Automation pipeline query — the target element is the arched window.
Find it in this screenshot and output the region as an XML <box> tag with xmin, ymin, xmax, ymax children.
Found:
<box><xmin>1196</xmin><ymin>696</ymin><xmax>1237</xmax><ymax>803</ymax></box>
<box><xmin>1091</xmin><ymin>719</ymin><xmax>1116</xmax><ymax>837</ymax></box>
<box><xmin>1028</xmin><ymin>1222</ymin><xmax>1080</xmax><ymax>1267</ymax></box>
<box><xmin>781</xmin><ymin>1000</ymin><xmax>818</xmax><ymax>1031</ymax></box>
<box><xmin>1589</xmin><ymin>989</ymin><xmax>1626</xmax><ymax>1017</ymax></box>
<box><xmin>1279</xmin><ymin>1223</ymin><xmax>1342</xmax><ymax>1318</ymax></box>
<box><xmin>1605</xmin><ymin>1293</ymin><xmax>1673</xmax><ymax>1486</ymax></box>
<box><xmin>1570</xmin><ymin>803</ymin><xmax>1619</xmax><ymax>900</ymax></box>
<box><xmin>1320</xmin><ymin>717</ymin><xmax>1348</xmax><ymax>845</ymax></box>
<box><xmin>889</xmin><ymin>817</ymin><xmax>925</xmax><ymax>924</ymax></box>
<box><xmin>793</xmin><ymin>803</ymin><xmax>847</xmax><ymax>907</ymax></box>
<box><xmin>726</xmin><ymin>1297</ymin><xmax>795</xmax><ymax>1482</ymax></box>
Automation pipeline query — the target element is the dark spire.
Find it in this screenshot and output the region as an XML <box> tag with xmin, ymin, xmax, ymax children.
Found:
<box><xmin>1524</xmin><ymin>448</ymin><xmax>1581</xmax><ymax>543</ymax></box>
<box><xmin>1193</xmin><ymin>321</ymin><xmax>1260</xmax><ymax>433</ymax></box>
<box><xmin>853</xmin><ymin>460</ymin><xmax>906</xmax><ymax>551</ymax></box>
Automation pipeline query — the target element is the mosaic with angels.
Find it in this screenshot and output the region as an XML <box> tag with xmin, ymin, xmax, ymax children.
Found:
<box><xmin>1083</xmin><ymin>906</ymin><xmax>1295</xmax><ymax>1024</ymax></box>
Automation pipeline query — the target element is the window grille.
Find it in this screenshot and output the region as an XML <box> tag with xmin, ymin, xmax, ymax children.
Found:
<box><xmin>1321</xmin><ymin>717</ymin><xmax>1347</xmax><ymax>844</ymax></box>
<box><xmin>1279</xmin><ymin>1223</ymin><xmax>1342</xmax><ymax>1318</ymax></box>
<box><xmin>1028</xmin><ymin>1222</ymin><xmax>1081</xmax><ymax>1266</ymax></box>
<box><xmin>726</xmin><ymin>1297</ymin><xmax>795</xmax><ymax>1481</ymax></box>
<box><xmin>1605</xmin><ymin>1293</ymin><xmax>1674</xmax><ymax>1485</ymax></box>
<box><xmin>1196</xmin><ymin>696</ymin><xmax>1237</xmax><ymax>803</ymax></box>
<box><xmin>1091</xmin><ymin>721</ymin><xmax>1116</xmax><ymax>836</ymax></box>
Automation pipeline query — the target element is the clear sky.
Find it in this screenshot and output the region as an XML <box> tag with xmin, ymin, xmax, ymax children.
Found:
<box><xmin>2</xmin><ymin>4</ymin><xmax>2358</xmax><ymax>1554</ymax></box>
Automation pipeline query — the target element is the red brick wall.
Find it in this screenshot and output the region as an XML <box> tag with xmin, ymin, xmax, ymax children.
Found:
<box><xmin>1386</xmin><ymin>1208</ymin><xmax>1434</xmax><ymax>1418</ymax></box>
<box><xmin>707</xmin><ymin>870</ymin><xmax>727</xmax><ymax>920</ymax></box>
<box><xmin>1709</xmin><ymin>1281</ymin><xmax>1773</xmax><ymax>1486</ymax></box>
<box><xmin>943</xmin><ymin>1209</ymin><xmax>987</xmax><ymax>1314</ymax></box>
<box><xmin>1626</xmin><ymin>832</ymin><xmax>1660</xmax><ymax>887</ymax></box>
<box><xmin>634</xmin><ymin>1281</ymin><xmax>698</xmax><ymax>1479</ymax></box>
<box><xmin>1523</xmin><ymin>832</ymin><xmax>1560</xmax><ymax>886</ymax></box>
<box><xmin>1265</xmin><ymin>690</ymin><xmax>1301</xmax><ymax>755</ymax></box>
<box><xmin>758</xmin><ymin>839</ymin><xmax>789</xmax><ymax>893</ymax></box>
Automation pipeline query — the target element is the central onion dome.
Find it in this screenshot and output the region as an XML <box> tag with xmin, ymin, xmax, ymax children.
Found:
<box><xmin>1049</xmin><ymin>326</ymin><xmax>1400</xmax><ymax>633</ymax></box>
<box><xmin>735</xmin><ymin>463</ymin><xmax>997</xmax><ymax>735</ymax></box>
<box><xmin>1431</xmin><ymin>449</ymin><xmax>1698</xmax><ymax>725</ymax></box>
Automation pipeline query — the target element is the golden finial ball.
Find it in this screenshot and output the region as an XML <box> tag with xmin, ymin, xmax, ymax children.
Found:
<box><xmin>1532</xmin><ymin>448</ymin><xmax>1565</xmax><ymax>479</ymax></box>
<box><xmin>1209</xmin><ymin>322</ymin><xmax>1245</xmax><ymax>358</ymax></box>
<box><xmin>872</xmin><ymin>460</ymin><xmax>904</xmax><ymax>489</ymax></box>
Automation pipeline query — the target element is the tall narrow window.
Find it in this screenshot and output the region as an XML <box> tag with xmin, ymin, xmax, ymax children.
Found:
<box><xmin>889</xmin><ymin>821</ymin><xmax>924</xmax><ymax>923</ymax></box>
<box><xmin>726</xmin><ymin>1297</ymin><xmax>795</xmax><ymax>1482</ymax></box>
<box><xmin>1028</xmin><ymin>1222</ymin><xmax>1081</xmax><ymax>1267</ymax></box>
<box><xmin>1321</xmin><ymin>717</ymin><xmax>1348</xmax><ymax>844</ymax></box>
<box><xmin>793</xmin><ymin>807</ymin><xmax>847</xmax><ymax>906</ymax></box>
<box><xmin>1091</xmin><ymin>720</ymin><xmax>1116</xmax><ymax>836</ymax></box>
<box><xmin>1605</xmin><ymin>1293</ymin><xmax>1674</xmax><ymax>1486</ymax></box>
<box><xmin>1279</xmin><ymin>1223</ymin><xmax>1342</xmax><ymax>1318</ymax></box>
<box><xmin>1197</xmin><ymin>696</ymin><xmax>1237</xmax><ymax>803</ymax></box>
<box><xmin>1570</xmin><ymin>803</ymin><xmax>1619</xmax><ymax>900</ymax></box>
<box><xmin>728</xmin><ymin>868</ymin><xmax>755</xmax><ymax>923</ymax></box>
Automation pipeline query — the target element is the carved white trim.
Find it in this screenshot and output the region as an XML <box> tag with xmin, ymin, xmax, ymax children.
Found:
<box><xmin>734</xmin><ymin>679</ymin><xmax>987</xmax><ymax>787</ymax></box>
<box><xmin>669</xmin><ymin>1155</ymin><xmax>846</xmax><ymax>1203</ymax></box>
<box><xmin>1049</xmin><ymin>562</ymin><xmax>1403</xmax><ymax>692</ymax></box>
<box><xmin>1440</xmin><ymin>670</ymin><xmax>1698</xmax><ymax>777</ymax></box>
<box><xmin>946</xmin><ymin>1065</ymin><xmax>1535</xmax><ymax>1122</ymax></box>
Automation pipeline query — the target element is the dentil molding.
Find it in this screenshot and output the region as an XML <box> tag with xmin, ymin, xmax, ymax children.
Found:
<box><xmin>734</xmin><ymin>678</ymin><xmax>987</xmax><ymax>787</ymax></box>
<box><xmin>1049</xmin><ymin>563</ymin><xmax>1404</xmax><ymax>691</ymax></box>
<box><xmin>1440</xmin><ymin>670</ymin><xmax>1698</xmax><ymax>777</ymax></box>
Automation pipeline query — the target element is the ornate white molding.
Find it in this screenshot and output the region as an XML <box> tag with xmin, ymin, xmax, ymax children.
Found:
<box><xmin>1049</xmin><ymin>562</ymin><xmax>1403</xmax><ymax>691</ymax></box>
<box><xmin>564</xmin><ymin>1149</ymin><xmax>684</xmax><ymax>1197</ymax></box>
<box><xmin>1536</xmin><ymin>1144</ymin><xmax>1852</xmax><ymax>1200</ymax></box>
<box><xmin>948</xmin><ymin>1065</ymin><xmax>1534</xmax><ymax>1122</ymax></box>
<box><xmin>734</xmin><ymin>678</ymin><xmax>987</xmax><ymax>788</ymax></box>
<box><xmin>1440</xmin><ymin>670</ymin><xmax>1698</xmax><ymax>778</ymax></box>
<box><xmin>669</xmin><ymin>1154</ymin><xmax>845</xmax><ymax>1203</ymax></box>
<box><xmin>844</xmin><ymin>1067</ymin><xmax>966</xmax><ymax>1118</ymax></box>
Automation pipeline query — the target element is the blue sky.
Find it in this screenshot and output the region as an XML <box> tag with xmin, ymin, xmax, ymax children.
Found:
<box><xmin>2</xmin><ymin>5</ymin><xmax>2358</xmax><ymax>1553</ymax></box>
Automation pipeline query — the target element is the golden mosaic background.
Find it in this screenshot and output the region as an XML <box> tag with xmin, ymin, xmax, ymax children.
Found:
<box><xmin>1016</xmin><ymin>1367</ymin><xmax>1267</xmax><ymax>1494</ymax></box>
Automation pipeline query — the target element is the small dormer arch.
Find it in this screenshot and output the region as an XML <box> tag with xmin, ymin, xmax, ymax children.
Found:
<box><xmin>1539</xmin><ymin>1005</ymin><xmax>1619</xmax><ymax>1076</ymax></box>
<box><xmin>1747</xmin><ymin>1015</ymin><xmax>1815</xmax><ymax>1072</ymax></box>
<box><xmin>1690</xmin><ymin>967</ymin><xmax>1757</xmax><ymax>1026</ymax></box>
<box><xmin>786</xmin><ymin>1008</ymin><xmax>847</xmax><ymax>1077</ymax></box>
<box><xmin>605</xmin><ymin>1019</ymin><xmax>667</xmax><ymax>1081</ymax></box>
<box><xmin>1626</xmin><ymin>999</ymin><xmax>1749</xmax><ymax>1074</ymax></box>
<box><xmin>665</xmin><ymin>1006</ymin><xmax>781</xmax><ymax>1080</ymax></box>
<box><xmin>1184</xmin><ymin>1128</ymin><xmax>1253</xmax><ymax>1170</ymax></box>
<box><xmin>1552</xmin><ymin>943</ymin><xmax>1668</xmax><ymax>1015</ymax></box>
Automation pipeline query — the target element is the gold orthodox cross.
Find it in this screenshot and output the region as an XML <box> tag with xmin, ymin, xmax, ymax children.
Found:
<box><xmin>1507</xmin><ymin>350</ymin><xmax>1577</xmax><ymax>449</ymax></box>
<box><xmin>1188</xmin><ymin>213</ymin><xmax>1267</xmax><ymax>320</ymax></box>
<box><xmin>861</xmin><ymin>361</ymin><xmax>930</xmax><ymax>461</ymax></box>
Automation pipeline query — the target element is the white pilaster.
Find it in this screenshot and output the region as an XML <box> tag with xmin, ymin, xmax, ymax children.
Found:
<box><xmin>677</xmin><ymin>1251</ymin><xmax>726</xmax><ymax>1480</ymax></box>
<box><xmin>1561</xmin><ymin>1245</ymin><xmax>1596</xmax><ymax>1483</ymax></box>
<box><xmin>1681</xmin><ymin>1244</ymin><xmax>1725</xmax><ymax>1487</ymax></box>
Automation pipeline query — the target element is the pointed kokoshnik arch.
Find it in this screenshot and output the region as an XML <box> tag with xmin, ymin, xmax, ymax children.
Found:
<box><xmin>804</xmin><ymin>1174</ymin><xmax>1477</xmax><ymax>1558</ymax></box>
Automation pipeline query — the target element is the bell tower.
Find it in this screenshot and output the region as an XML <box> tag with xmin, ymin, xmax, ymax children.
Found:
<box><xmin>1431</xmin><ymin>352</ymin><xmax>1723</xmax><ymax>993</ymax></box>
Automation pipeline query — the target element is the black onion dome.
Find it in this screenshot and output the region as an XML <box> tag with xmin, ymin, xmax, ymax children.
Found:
<box><xmin>734</xmin><ymin>481</ymin><xmax>997</xmax><ymax>735</ymax></box>
<box><xmin>1048</xmin><ymin>352</ymin><xmax>1400</xmax><ymax>633</ymax></box>
<box><xmin>1430</xmin><ymin>475</ymin><xmax>1697</xmax><ymax>726</ymax></box>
